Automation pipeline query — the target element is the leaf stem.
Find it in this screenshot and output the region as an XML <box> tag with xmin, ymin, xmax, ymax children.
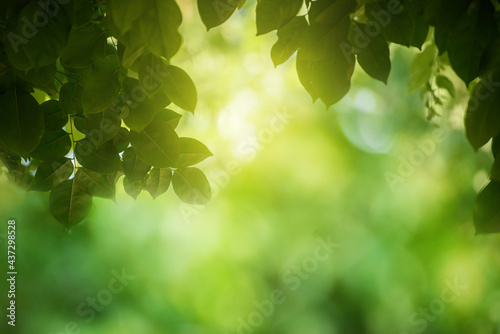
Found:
<box><xmin>69</xmin><ymin>115</ymin><xmax>77</xmax><ymax>174</ymax></box>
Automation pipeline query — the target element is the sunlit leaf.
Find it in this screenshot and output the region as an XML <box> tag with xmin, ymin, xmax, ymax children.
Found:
<box><xmin>75</xmin><ymin>167</ymin><xmax>116</xmax><ymax>199</ymax></box>
<box><xmin>129</xmin><ymin>117</ymin><xmax>180</xmax><ymax>167</ymax></box>
<box><xmin>49</xmin><ymin>179</ymin><xmax>93</xmax><ymax>228</ymax></box>
<box><xmin>122</xmin><ymin>147</ymin><xmax>151</xmax><ymax>182</ymax></box>
<box><xmin>177</xmin><ymin>138</ymin><xmax>213</xmax><ymax>167</ymax></box>
<box><xmin>140</xmin><ymin>0</ymin><xmax>182</xmax><ymax>59</ymax></box>
<box><xmin>123</xmin><ymin>176</ymin><xmax>143</xmax><ymax>200</ymax></box>
<box><xmin>146</xmin><ymin>167</ymin><xmax>172</xmax><ymax>199</ymax></box>
<box><xmin>271</xmin><ymin>16</ymin><xmax>307</xmax><ymax>67</ymax></box>
<box><xmin>172</xmin><ymin>167</ymin><xmax>212</xmax><ymax>204</ymax></box>
<box><xmin>161</xmin><ymin>65</ymin><xmax>197</xmax><ymax>113</ymax></box>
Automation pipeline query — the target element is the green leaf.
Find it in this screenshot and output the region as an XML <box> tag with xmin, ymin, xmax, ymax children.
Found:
<box><xmin>146</xmin><ymin>167</ymin><xmax>172</xmax><ymax>199</ymax></box>
<box><xmin>2</xmin><ymin>15</ymin><xmax>35</xmax><ymax>72</ymax></box>
<box><xmin>30</xmin><ymin>129</ymin><xmax>71</xmax><ymax>161</ymax></box>
<box><xmin>447</xmin><ymin>0</ymin><xmax>496</xmax><ymax>84</ymax></box>
<box><xmin>308</xmin><ymin>0</ymin><xmax>356</xmax><ymax>25</ymax></box>
<box><xmin>474</xmin><ymin>181</ymin><xmax>500</xmax><ymax>234</ymax></box>
<box><xmin>161</xmin><ymin>65</ymin><xmax>197</xmax><ymax>112</ymax></box>
<box><xmin>61</xmin><ymin>25</ymin><xmax>107</xmax><ymax>68</ymax></box>
<box><xmin>492</xmin><ymin>135</ymin><xmax>500</xmax><ymax>158</ymax></box>
<box><xmin>299</xmin><ymin>16</ymin><xmax>351</xmax><ymax>62</ymax></box>
<box><xmin>140</xmin><ymin>0</ymin><xmax>182</xmax><ymax>59</ymax></box>
<box><xmin>19</xmin><ymin>1</ymin><xmax>71</xmax><ymax>68</ymax></box>
<box><xmin>156</xmin><ymin>109</ymin><xmax>182</xmax><ymax>129</ymax></box>
<box><xmin>119</xmin><ymin>42</ymin><xmax>147</xmax><ymax>69</ymax></box>
<box><xmin>80</xmin><ymin>53</ymin><xmax>121</xmax><ymax>114</ymax></box>
<box><xmin>49</xmin><ymin>179</ymin><xmax>92</xmax><ymax>229</ymax></box>
<box><xmin>29</xmin><ymin>158</ymin><xmax>73</xmax><ymax>192</ymax></box>
<box><xmin>355</xmin><ymin>23</ymin><xmax>391</xmax><ymax>84</ymax></box>
<box><xmin>435</xmin><ymin>75</ymin><xmax>456</xmax><ymax>99</ymax></box>
<box><xmin>366</xmin><ymin>1</ymin><xmax>414</xmax><ymax>47</ymax></box>
<box><xmin>74</xmin><ymin>167</ymin><xmax>116</xmax><ymax>199</ymax></box>
<box><xmin>465</xmin><ymin>72</ymin><xmax>500</xmax><ymax>149</ymax></box>
<box><xmin>138</xmin><ymin>53</ymin><xmax>165</xmax><ymax>97</ymax></box>
<box><xmin>71</xmin><ymin>0</ymin><xmax>95</xmax><ymax>28</ymax></box>
<box><xmin>198</xmin><ymin>0</ymin><xmax>241</xmax><ymax>30</ymax></box>
<box><xmin>256</xmin><ymin>0</ymin><xmax>304</xmax><ymax>36</ymax></box>
<box><xmin>59</xmin><ymin>83</ymin><xmax>83</xmax><ymax>115</ymax></box>
<box><xmin>177</xmin><ymin>138</ymin><xmax>213</xmax><ymax>167</ymax></box>
<box><xmin>296</xmin><ymin>45</ymin><xmax>355</xmax><ymax>107</ymax></box>
<box><xmin>108</xmin><ymin>0</ymin><xmax>147</xmax><ymax>34</ymax></box>
<box><xmin>121</xmin><ymin>77</ymin><xmax>172</xmax><ymax>132</ymax></box>
<box><xmin>15</xmin><ymin>62</ymin><xmax>56</xmax><ymax>87</ymax></box>
<box><xmin>172</xmin><ymin>167</ymin><xmax>212</xmax><ymax>204</ymax></box>
<box><xmin>271</xmin><ymin>16</ymin><xmax>308</xmax><ymax>67</ymax></box>
<box><xmin>41</xmin><ymin>100</ymin><xmax>67</xmax><ymax>131</ymax></box>
<box><xmin>0</xmin><ymin>87</ymin><xmax>44</xmax><ymax>157</ymax></box>
<box><xmin>113</xmin><ymin>128</ymin><xmax>130</xmax><ymax>152</ymax></box>
<box><xmin>75</xmin><ymin>138</ymin><xmax>123</xmax><ymax>173</ymax></box>
<box><xmin>408</xmin><ymin>43</ymin><xmax>435</xmax><ymax>93</ymax></box>
<box><xmin>129</xmin><ymin>117</ymin><xmax>180</xmax><ymax>167</ymax></box>
<box><xmin>123</xmin><ymin>176</ymin><xmax>143</xmax><ymax>200</ymax></box>
<box><xmin>75</xmin><ymin>109</ymin><xmax>121</xmax><ymax>148</ymax></box>
<box><xmin>122</xmin><ymin>147</ymin><xmax>151</xmax><ymax>182</ymax></box>
<box><xmin>0</xmin><ymin>68</ymin><xmax>33</xmax><ymax>95</ymax></box>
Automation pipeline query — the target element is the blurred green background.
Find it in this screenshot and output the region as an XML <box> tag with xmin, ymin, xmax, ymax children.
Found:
<box><xmin>2</xmin><ymin>1</ymin><xmax>500</xmax><ymax>333</ymax></box>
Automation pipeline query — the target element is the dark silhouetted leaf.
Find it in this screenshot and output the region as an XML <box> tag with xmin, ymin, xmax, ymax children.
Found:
<box><xmin>198</xmin><ymin>0</ymin><xmax>242</xmax><ymax>30</ymax></box>
<box><xmin>61</xmin><ymin>25</ymin><xmax>107</xmax><ymax>68</ymax></box>
<box><xmin>41</xmin><ymin>100</ymin><xmax>67</xmax><ymax>131</ymax></box>
<box><xmin>30</xmin><ymin>130</ymin><xmax>71</xmax><ymax>161</ymax></box>
<box><xmin>113</xmin><ymin>128</ymin><xmax>130</xmax><ymax>152</ymax></box>
<box><xmin>0</xmin><ymin>88</ymin><xmax>44</xmax><ymax>157</ymax></box>
<box><xmin>59</xmin><ymin>83</ymin><xmax>83</xmax><ymax>115</ymax></box>
<box><xmin>355</xmin><ymin>23</ymin><xmax>391</xmax><ymax>84</ymax></box>
<box><xmin>80</xmin><ymin>53</ymin><xmax>121</xmax><ymax>114</ymax></box>
<box><xmin>256</xmin><ymin>0</ymin><xmax>304</xmax><ymax>36</ymax></box>
<box><xmin>465</xmin><ymin>71</ymin><xmax>500</xmax><ymax>149</ymax></box>
<box><xmin>29</xmin><ymin>158</ymin><xmax>73</xmax><ymax>192</ymax></box>
<box><xmin>447</xmin><ymin>0</ymin><xmax>496</xmax><ymax>84</ymax></box>
<box><xmin>75</xmin><ymin>139</ymin><xmax>122</xmax><ymax>173</ymax></box>
<box><xmin>474</xmin><ymin>181</ymin><xmax>500</xmax><ymax>234</ymax></box>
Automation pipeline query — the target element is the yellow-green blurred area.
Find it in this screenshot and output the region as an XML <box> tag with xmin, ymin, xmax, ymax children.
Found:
<box><xmin>2</xmin><ymin>1</ymin><xmax>500</xmax><ymax>334</ymax></box>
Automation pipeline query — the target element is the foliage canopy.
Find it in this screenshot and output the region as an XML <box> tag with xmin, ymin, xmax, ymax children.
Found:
<box><xmin>1</xmin><ymin>0</ymin><xmax>500</xmax><ymax>233</ymax></box>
